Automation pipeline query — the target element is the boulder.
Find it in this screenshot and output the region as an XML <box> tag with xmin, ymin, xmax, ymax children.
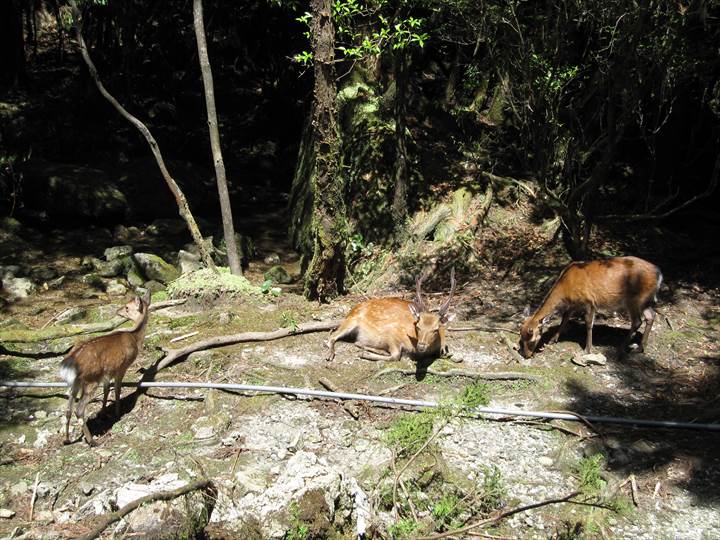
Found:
<box><xmin>263</xmin><ymin>265</ymin><xmax>292</xmax><ymax>285</ymax></box>
<box><xmin>133</xmin><ymin>253</ymin><xmax>180</xmax><ymax>284</ymax></box>
<box><xmin>106</xmin><ymin>280</ymin><xmax>128</xmax><ymax>296</ymax></box>
<box><xmin>178</xmin><ymin>250</ymin><xmax>202</xmax><ymax>274</ymax></box>
<box><xmin>2</xmin><ymin>276</ymin><xmax>37</xmax><ymax>299</ymax></box>
<box><xmin>105</xmin><ymin>245</ymin><xmax>133</xmax><ymax>261</ymax></box>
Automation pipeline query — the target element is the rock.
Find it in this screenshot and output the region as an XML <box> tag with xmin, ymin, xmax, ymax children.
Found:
<box><xmin>0</xmin><ymin>216</ymin><xmax>22</xmax><ymax>233</ymax></box>
<box><xmin>81</xmin><ymin>273</ymin><xmax>105</xmax><ymax>290</ymax></box>
<box><xmin>631</xmin><ymin>439</ymin><xmax>655</xmax><ymax>454</ymax></box>
<box><xmin>264</xmin><ymin>253</ymin><xmax>281</xmax><ymax>265</ymax></box>
<box><xmin>104</xmin><ymin>245</ymin><xmax>133</xmax><ymax>260</ymax></box>
<box><xmin>0</xmin><ymin>509</ymin><xmax>15</xmax><ymax>519</ymax></box>
<box><xmin>93</xmin><ymin>258</ymin><xmax>125</xmax><ymax>278</ymax></box>
<box><xmin>106</xmin><ymin>280</ymin><xmax>128</xmax><ymax>296</ymax></box>
<box><xmin>144</xmin><ymin>280</ymin><xmax>166</xmax><ymax>293</ymax></box>
<box><xmin>2</xmin><ymin>276</ymin><xmax>37</xmax><ymax>299</ymax></box>
<box><xmin>30</xmin><ymin>266</ymin><xmax>58</xmax><ymax>281</ymax></box>
<box><xmin>134</xmin><ymin>253</ymin><xmax>180</xmax><ymax>284</ymax></box>
<box><xmin>583</xmin><ymin>353</ymin><xmax>607</xmax><ymax>366</ymax></box>
<box><xmin>538</xmin><ymin>456</ymin><xmax>553</xmax><ymax>466</ymax></box>
<box><xmin>34</xmin><ymin>410</ymin><xmax>47</xmax><ymax>419</ymax></box>
<box><xmin>0</xmin><ymin>264</ymin><xmax>22</xmax><ymax>279</ymax></box>
<box><xmin>146</xmin><ymin>218</ymin><xmax>187</xmax><ymax>236</ymax></box>
<box><xmin>263</xmin><ymin>266</ymin><xmax>292</xmax><ymax>285</ymax></box>
<box><xmin>55</xmin><ymin>307</ymin><xmax>86</xmax><ymax>324</ymax></box>
<box><xmin>81</xmin><ymin>483</ymin><xmax>94</xmax><ymax>496</ymax></box>
<box><xmin>178</xmin><ymin>250</ymin><xmax>201</xmax><ymax>274</ymax></box>
<box><xmin>191</xmin><ymin>413</ymin><xmax>230</xmax><ymax>440</ymax></box>
<box><xmin>215</xmin><ymin>233</ymin><xmax>254</xmax><ymax>268</ymax></box>
<box><xmin>47</xmin><ymin>275</ymin><xmax>66</xmax><ymax>289</ymax></box>
<box><xmin>35</xmin><ymin>510</ymin><xmax>54</xmax><ymax>523</ymax></box>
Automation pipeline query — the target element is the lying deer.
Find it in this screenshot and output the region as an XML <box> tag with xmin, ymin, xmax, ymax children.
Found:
<box><xmin>326</xmin><ymin>269</ymin><xmax>456</xmax><ymax>362</ymax></box>
<box><xmin>59</xmin><ymin>290</ymin><xmax>151</xmax><ymax>446</ymax></box>
<box><xmin>519</xmin><ymin>256</ymin><xmax>662</xmax><ymax>358</ymax></box>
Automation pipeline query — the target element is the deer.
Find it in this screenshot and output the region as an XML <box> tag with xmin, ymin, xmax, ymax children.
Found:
<box><xmin>59</xmin><ymin>290</ymin><xmax>151</xmax><ymax>446</ymax></box>
<box><xmin>519</xmin><ymin>256</ymin><xmax>663</xmax><ymax>358</ymax></box>
<box><xmin>326</xmin><ymin>268</ymin><xmax>456</xmax><ymax>362</ymax></box>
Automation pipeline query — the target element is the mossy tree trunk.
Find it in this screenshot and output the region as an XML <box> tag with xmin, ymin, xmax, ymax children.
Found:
<box><xmin>391</xmin><ymin>48</ymin><xmax>409</xmax><ymax>231</ymax></box>
<box><xmin>303</xmin><ymin>0</ymin><xmax>347</xmax><ymax>301</ymax></box>
<box><xmin>193</xmin><ymin>0</ymin><xmax>242</xmax><ymax>275</ymax></box>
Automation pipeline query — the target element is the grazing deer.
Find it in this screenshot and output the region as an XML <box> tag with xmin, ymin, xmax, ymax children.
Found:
<box><xmin>326</xmin><ymin>269</ymin><xmax>456</xmax><ymax>362</ymax></box>
<box><xmin>59</xmin><ymin>290</ymin><xmax>151</xmax><ymax>446</ymax></box>
<box><xmin>519</xmin><ymin>256</ymin><xmax>662</xmax><ymax>358</ymax></box>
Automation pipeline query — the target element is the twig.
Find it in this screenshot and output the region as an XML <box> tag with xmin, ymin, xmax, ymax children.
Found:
<box><xmin>398</xmin><ymin>478</ymin><xmax>419</xmax><ymax>522</ymax></box>
<box><xmin>448</xmin><ymin>325</ymin><xmax>516</xmax><ymax>333</ymax></box>
<box><xmin>415</xmin><ymin>491</ymin><xmax>581</xmax><ymax>540</ymax></box>
<box><xmin>41</xmin><ymin>308</ymin><xmax>72</xmax><ymax>330</ymax></box>
<box><xmin>374</xmin><ymin>368</ymin><xmax>538</xmax><ymax>381</ymax></box>
<box><xmin>29</xmin><ymin>472</ymin><xmax>40</xmax><ymax>522</ymax></box>
<box><xmin>75</xmin><ymin>478</ymin><xmax>212</xmax><ymax>540</ymax></box>
<box><xmin>170</xmin><ymin>331</ymin><xmax>199</xmax><ymax>343</ymax></box>
<box><xmin>619</xmin><ymin>474</ymin><xmax>640</xmax><ymax>507</ymax></box>
<box><xmin>509</xmin><ymin>419</ymin><xmax>583</xmax><ymax>438</ymax></box>
<box><xmin>156</xmin><ymin>319</ymin><xmax>341</xmax><ymax>370</ymax></box>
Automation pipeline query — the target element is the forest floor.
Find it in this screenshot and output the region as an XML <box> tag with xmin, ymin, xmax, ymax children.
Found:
<box><xmin>1</xmin><ymin>202</ymin><xmax>720</xmax><ymax>540</ymax></box>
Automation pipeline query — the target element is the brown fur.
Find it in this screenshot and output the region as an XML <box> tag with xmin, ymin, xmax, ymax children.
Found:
<box><xmin>60</xmin><ymin>290</ymin><xmax>151</xmax><ymax>446</ymax></box>
<box><xmin>519</xmin><ymin>256</ymin><xmax>662</xmax><ymax>358</ymax></box>
<box><xmin>326</xmin><ymin>271</ymin><xmax>456</xmax><ymax>362</ymax></box>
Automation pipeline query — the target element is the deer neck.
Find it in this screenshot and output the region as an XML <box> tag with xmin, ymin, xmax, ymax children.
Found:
<box><xmin>532</xmin><ymin>287</ymin><xmax>563</xmax><ymax>324</ymax></box>
<box><xmin>121</xmin><ymin>310</ymin><xmax>150</xmax><ymax>344</ymax></box>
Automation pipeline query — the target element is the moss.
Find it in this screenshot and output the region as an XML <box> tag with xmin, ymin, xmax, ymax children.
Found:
<box><xmin>166</xmin><ymin>267</ymin><xmax>261</xmax><ymax>299</ymax></box>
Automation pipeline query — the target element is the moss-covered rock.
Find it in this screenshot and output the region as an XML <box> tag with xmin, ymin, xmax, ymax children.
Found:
<box><xmin>263</xmin><ymin>265</ymin><xmax>293</xmax><ymax>285</ymax></box>
<box><xmin>166</xmin><ymin>267</ymin><xmax>261</xmax><ymax>299</ymax></box>
<box><xmin>134</xmin><ymin>253</ymin><xmax>180</xmax><ymax>284</ymax></box>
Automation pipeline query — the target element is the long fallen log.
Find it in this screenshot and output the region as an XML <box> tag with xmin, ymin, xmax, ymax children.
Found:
<box><xmin>0</xmin><ymin>299</ymin><xmax>187</xmax><ymax>345</ymax></box>
<box><xmin>155</xmin><ymin>319</ymin><xmax>341</xmax><ymax>371</ymax></box>
<box><xmin>373</xmin><ymin>367</ymin><xmax>539</xmax><ymax>381</ymax></box>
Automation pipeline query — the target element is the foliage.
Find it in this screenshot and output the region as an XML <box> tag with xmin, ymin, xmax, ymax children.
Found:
<box><xmin>576</xmin><ymin>453</ymin><xmax>606</xmax><ymax>493</ymax></box>
<box><xmin>458</xmin><ymin>382</ymin><xmax>491</xmax><ymax>410</ymax></box>
<box><xmin>388</xmin><ymin>518</ymin><xmax>421</xmax><ymax>539</ymax></box>
<box><xmin>478</xmin><ymin>465</ymin><xmax>507</xmax><ymax>513</ymax></box>
<box><xmin>286</xmin><ymin>501</ymin><xmax>310</xmax><ymax>540</ymax></box>
<box><xmin>279</xmin><ymin>310</ymin><xmax>299</xmax><ymax>331</ymax></box>
<box><xmin>384</xmin><ymin>411</ymin><xmax>435</xmax><ymax>456</ymax></box>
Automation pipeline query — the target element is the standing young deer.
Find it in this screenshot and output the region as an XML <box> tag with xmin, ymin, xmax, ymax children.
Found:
<box><xmin>519</xmin><ymin>256</ymin><xmax>662</xmax><ymax>358</ymax></box>
<box><xmin>326</xmin><ymin>269</ymin><xmax>456</xmax><ymax>362</ymax></box>
<box><xmin>59</xmin><ymin>290</ymin><xmax>151</xmax><ymax>446</ymax></box>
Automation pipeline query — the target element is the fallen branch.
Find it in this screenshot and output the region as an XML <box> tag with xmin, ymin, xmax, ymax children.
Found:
<box><xmin>156</xmin><ymin>319</ymin><xmax>341</xmax><ymax>371</ymax></box>
<box><xmin>416</xmin><ymin>491</ymin><xmax>581</xmax><ymax>540</ymax></box>
<box><xmin>0</xmin><ymin>299</ymin><xmax>186</xmax><ymax>345</ymax></box>
<box><xmin>449</xmin><ymin>325</ymin><xmax>517</xmax><ymax>334</ymax></box>
<box><xmin>76</xmin><ymin>478</ymin><xmax>212</xmax><ymax>540</ymax></box>
<box><xmin>374</xmin><ymin>368</ymin><xmax>538</xmax><ymax>381</ymax></box>
<box><xmin>318</xmin><ymin>377</ymin><xmax>360</xmax><ymax>419</ymax></box>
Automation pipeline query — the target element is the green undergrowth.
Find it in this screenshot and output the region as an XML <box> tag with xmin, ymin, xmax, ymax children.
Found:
<box><xmin>167</xmin><ymin>267</ymin><xmax>261</xmax><ymax>299</ymax></box>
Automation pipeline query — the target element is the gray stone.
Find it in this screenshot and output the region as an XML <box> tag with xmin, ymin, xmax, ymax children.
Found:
<box><xmin>2</xmin><ymin>276</ymin><xmax>37</xmax><ymax>298</ymax></box>
<box><xmin>104</xmin><ymin>245</ymin><xmax>133</xmax><ymax>261</ymax></box>
<box><xmin>10</xmin><ymin>481</ymin><xmax>28</xmax><ymax>496</ymax></box>
<box><xmin>583</xmin><ymin>353</ymin><xmax>607</xmax><ymax>366</ymax></box>
<box><xmin>47</xmin><ymin>275</ymin><xmax>66</xmax><ymax>289</ymax></box>
<box><xmin>133</xmin><ymin>253</ymin><xmax>180</xmax><ymax>284</ymax></box>
<box><xmin>30</xmin><ymin>266</ymin><xmax>58</xmax><ymax>281</ymax></box>
<box><xmin>93</xmin><ymin>258</ymin><xmax>124</xmax><ymax>278</ymax></box>
<box><xmin>0</xmin><ymin>508</ymin><xmax>15</xmax><ymax>519</ymax></box>
<box><xmin>143</xmin><ymin>280</ymin><xmax>166</xmax><ymax>293</ymax></box>
<box><xmin>0</xmin><ymin>264</ymin><xmax>22</xmax><ymax>279</ymax></box>
<box><xmin>106</xmin><ymin>280</ymin><xmax>128</xmax><ymax>296</ymax></box>
<box><xmin>81</xmin><ymin>273</ymin><xmax>105</xmax><ymax>290</ymax></box>
<box><xmin>34</xmin><ymin>410</ymin><xmax>47</xmax><ymax>419</ymax></box>
<box><xmin>81</xmin><ymin>483</ymin><xmax>94</xmax><ymax>496</ymax></box>
<box><xmin>264</xmin><ymin>253</ymin><xmax>281</xmax><ymax>265</ymax></box>
<box><xmin>178</xmin><ymin>250</ymin><xmax>201</xmax><ymax>274</ymax></box>
<box><xmin>0</xmin><ymin>216</ymin><xmax>22</xmax><ymax>233</ymax></box>
<box><xmin>263</xmin><ymin>265</ymin><xmax>292</xmax><ymax>285</ymax></box>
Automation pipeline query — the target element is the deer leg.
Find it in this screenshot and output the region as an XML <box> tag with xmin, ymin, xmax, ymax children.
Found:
<box><xmin>113</xmin><ymin>372</ymin><xmax>125</xmax><ymax>417</ymax></box>
<box><xmin>549</xmin><ymin>312</ymin><xmax>570</xmax><ymax>345</ymax></box>
<box><xmin>619</xmin><ymin>309</ymin><xmax>644</xmax><ymax>353</ymax></box>
<box><xmin>584</xmin><ymin>307</ymin><xmax>596</xmax><ymax>354</ymax></box>
<box><xmin>639</xmin><ymin>307</ymin><xmax>656</xmax><ymax>353</ymax></box>
<box><xmin>325</xmin><ymin>323</ymin><xmax>356</xmax><ymax>362</ymax></box>
<box><xmin>101</xmin><ymin>382</ymin><xmax>111</xmax><ymax>413</ymax></box>
<box><xmin>76</xmin><ymin>382</ymin><xmax>99</xmax><ymax>447</ymax></box>
<box><xmin>64</xmin><ymin>381</ymin><xmax>80</xmax><ymax>444</ymax></box>
<box><xmin>359</xmin><ymin>344</ymin><xmax>401</xmax><ymax>362</ymax></box>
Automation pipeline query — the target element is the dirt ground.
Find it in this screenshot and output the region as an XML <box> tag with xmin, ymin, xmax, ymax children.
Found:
<box><xmin>1</xmin><ymin>208</ymin><xmax>720</xmax><ymax>539</ymax></box>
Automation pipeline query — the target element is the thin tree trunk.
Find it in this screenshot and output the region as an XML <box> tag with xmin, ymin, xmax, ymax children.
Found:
<box><xmin>68</xmin><ymin>1</ymin><xmax>216</xmax><ymax>272</ymax></box>
<box><xmin>192</xmin><ymin>0</ymin><xmax>241</xmax><ymax>275</ymax></box>
<box><xmin>0</xmin><ymin>0</ymin><xmax>26</xmax><ymax>86</ymax></box>
<box><xmin>391</xmin><ymin>48</ymin><xmax>409</xmax><ymax>230</ymax></box>
<box><xmin>304</xmin><ymin>0</ymin><xmax>347</xmax><ymax>301</ymax></box>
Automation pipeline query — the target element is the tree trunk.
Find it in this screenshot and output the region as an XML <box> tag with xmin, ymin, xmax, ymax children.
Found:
<box><xmin>303</xmin><ymin>0</ymin><xmax>347</xmax><ymax>301</ymax></box>
<box><xmin>192</xmin><ymin>0</ymin><xmax>242</xmax><ymax>275</ymax></box>
<box><xmin>391</xmin><ymin>48</ymin><xmax>409</xmax><ymax>231</ymax></box>
<box><xmin>0</xmin><ymin>0</ymin><xmax>26</xmax><ymax>86</ymax></box>
<box><xmin>68</xmin><ymin>0</ymin><xmax>217</xmax><ymax>272</ymax></box>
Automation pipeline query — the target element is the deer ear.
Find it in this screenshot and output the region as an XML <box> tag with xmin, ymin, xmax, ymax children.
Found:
<box><xmin>408</xmin><ymin>303</ymin><xmax>421</xmax><ymax>321</ymax></box>
<box><xmin>142</xmin><ymin>289</ymin><xmax>151</xmax><ymax>306</ymax></box>
<box><xmin>522</xmin><ymin>305</ymin><xmax>532</xmax><ymax>318</ymax></box>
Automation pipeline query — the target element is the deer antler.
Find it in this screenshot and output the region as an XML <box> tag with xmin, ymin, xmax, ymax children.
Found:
<box><xmin>415</xmin><ymin>274</ymin><xmax>428</xmax><ymax>312</ymax></box>
<box><xmin>438</xmin><ymin>267</ymin><xmax>456</xmax><ymax>317</ymax></box>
